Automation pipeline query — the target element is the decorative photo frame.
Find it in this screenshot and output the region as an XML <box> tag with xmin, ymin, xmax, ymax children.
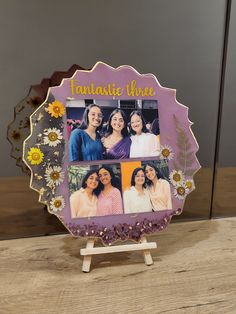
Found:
<box><xmin>23</xmin><ymin>62</ymin><xmax>200</xmax><ymax>265</ymax></box>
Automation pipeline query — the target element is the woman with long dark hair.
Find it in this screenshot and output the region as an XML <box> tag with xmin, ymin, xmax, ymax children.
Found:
<box><xmin>129</xmin><ymin>110</ymin><xmax>160</xmax><ymax>158</ymax></box>
<box><xmin>96</xmin><ymin>165</ymin><xmax>123</xmax><ymax>216</ymax></box>
<box><xmin>70</xmin><ymin>169</ymin><xmax>99</xmax><ymax>218</ymax></box>
<box><xmin>69</xmin><ymin>104</ymin><xmax>104</xmax><ymax>161</ymax></box>
<box><xmin>144</xmin><ymin>162</ymin><xmax>172</xmax><ymax>211</ymax></box>
<box><xmin>102</xmin><ymin>109</ymin><xmax>131</xmax><ymax>159</ymax></box>
<box><xmin>123</xmin><ymin>167</ymin><xmax>152</xmax><ymax>214</ymax></box>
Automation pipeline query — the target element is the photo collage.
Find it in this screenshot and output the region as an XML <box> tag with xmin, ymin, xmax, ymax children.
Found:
<box><xmin>66</xmin><ymin>99</ymin><xmax>172</xmax><ymax>218</ymax></box>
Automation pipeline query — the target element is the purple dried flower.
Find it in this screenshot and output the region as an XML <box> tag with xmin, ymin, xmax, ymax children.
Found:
<box><xmin>65</xmin><ymin>210</ymin><xmax>177</xmax><ymax>245</ymax></box>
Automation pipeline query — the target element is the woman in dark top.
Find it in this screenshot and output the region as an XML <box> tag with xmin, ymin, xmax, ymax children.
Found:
<box><xmin>69</xmin><ymin>104</ymin><xmax>104</xmax><ymax>161</ymax></box>
<box><xmin>101</xmin><ymin>109</ymin><xmax>131</xmax><ymax>159</ymax></box>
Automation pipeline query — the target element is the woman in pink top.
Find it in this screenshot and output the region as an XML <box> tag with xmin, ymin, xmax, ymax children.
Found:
<box><xmin>96</xmin><ymin>166</ymin><xmax>123</xmax><ymax>216</ymax></box>
<box><xmin>70</xmin><ymin>169</ymin><xmax>99</xmax><ymax>218</ymax></box>
<box><xmin>144</xmin><ymin>163</ymin><xmax>172</xmax><ymax>211</ymax></box>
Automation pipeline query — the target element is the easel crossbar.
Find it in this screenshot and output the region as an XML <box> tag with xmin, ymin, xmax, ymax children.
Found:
<box><xmin>80</xmin><ymin>242</ymin><xmax>157</xmax><ymax>256</ymax></box>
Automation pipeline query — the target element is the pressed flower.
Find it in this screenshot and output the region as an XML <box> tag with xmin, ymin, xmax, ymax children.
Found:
<box><xmin>173</xmin><ymin>184</ymin><xmax>189</xmax><ymax>200</ymax></box>
<box><xmin>23</xmin><ymin>117</ymin><xmax>30</xmax><ymax>128</ymax></box>
<box><xmin>43</xmin><ymin>128</ymin><xmax>63</xmax><ymax>147</ymax></box>
<box><xmin>185</xmin><ymin>179</ymin><xmax>195</xmax><ymax>192</ymax></box>
<box><xmin>27</xmin><ymin>96</ymin><xmax>42</xmax><ymax>109</ymax></box>
<box><xmin>160</xmin><ymin>145</ymin><xmax>174</xmax><ymax>160</ymax></box>
<box><xmin>11</xmin><ymin>130</ymin><xmax>21</xmax><ymax>141</ymax></box>
<box><xmin>46</xmin><ymin>100</ymin><xmax>65</xmax><ymax>118</ymax></box>
<box><xmin>50</xmin><ymin>196</ymin><xmax>65</xmax><ymax>212</ymax></box>
<box><xmin>169</xmin><ymin>170</ymin><xmax>185</xmax><ymax>186</ymax></box>
<box><xmin>39</xmin><ymin>187</ymin><xmax>46</xmax><ymax>195</ymax></box>
<box><xmin>36</xmin><ymin>113</ymin><xmax>44</xmax><ymax>122</ymax></box>
<box><xmin>45</xmin><ymin>166</ymin><xmax>64</xmax><ymax>187</ymax></box>
<box><xmin>27</xmin><ymin>147</ymin><xmax>44</xmax><ymax>165</ymax></box>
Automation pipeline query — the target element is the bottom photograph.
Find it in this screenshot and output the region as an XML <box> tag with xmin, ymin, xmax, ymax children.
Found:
<box><xmin>68</xmin><ymin>159</ymin><xmax>172</xmax><ymax>219</ymax></box>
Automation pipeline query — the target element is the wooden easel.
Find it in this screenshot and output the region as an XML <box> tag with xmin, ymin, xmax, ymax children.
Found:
<box><xmin>80</xmin><ymin>236</ymin><xmax>157</xmax><ymax>272</ymax></box>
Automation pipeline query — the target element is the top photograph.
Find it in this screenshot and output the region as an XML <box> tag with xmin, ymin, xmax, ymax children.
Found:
<box><xmin>66</xmin><ymin>99</ymin><xmax>160</xmax><ymax>162</ymax></box>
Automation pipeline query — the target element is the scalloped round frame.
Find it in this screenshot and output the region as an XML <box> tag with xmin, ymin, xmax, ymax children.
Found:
<box><xmin>23</xmin><ymin>62</ymin><xmax>200</xmax><ymax>245</ymax></box>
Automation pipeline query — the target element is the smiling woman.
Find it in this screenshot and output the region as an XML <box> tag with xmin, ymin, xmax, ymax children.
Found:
<box><xmin>123</xmin><ymin>167</ymin><xmax>153</xmax><ymax>214</ymax></box>
<box><xmin>69</xmin><ymin>104</ymin><xmax>104</xmax><ymax>161</ymax></box>
<box><xmin>129</xmin><ymin>110</ymin><xmax>161</xmax><ymax>158</ymax></box>
<box><xmin>68</xmin><ymin>164</ymin><xmax>123</xmax><ymax>218</ymax></box>
<box><xmin>144</xmin><ymin>162</ymin><xmax>172</xmax><ymax>211</ymax></box>
<box><xmin>70</xmin><ymin>169</ymin><xmax>99</xmax><ymax>218</ymax></box>
<box><xmin>102</xmin><ymin>109</ymin><xmax>131</xmax><ymax>159</ymax></box>
<box><xmin>96</xmin><ymin>166</ymin><xmax>123</xmax><ymax>216</ymax></box>
<box><xmin>67</xmin><ymin>99</ymin><xmax>160</xmax><ymax>162</ymax></box>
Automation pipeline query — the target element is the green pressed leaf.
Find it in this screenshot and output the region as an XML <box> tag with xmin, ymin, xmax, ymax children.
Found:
<box><xmin>173</xmin><ymin>115</ymin><xmax>196</xmax><ymax>173</ymax></box>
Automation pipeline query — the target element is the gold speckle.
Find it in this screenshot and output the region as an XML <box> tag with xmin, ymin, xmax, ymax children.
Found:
<box><xmin>39</xmin><ymin>188</ymin><xmax>46</xmax><ymax>195</ymax></box>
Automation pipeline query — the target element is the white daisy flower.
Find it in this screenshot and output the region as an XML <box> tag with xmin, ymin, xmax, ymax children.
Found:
<box><xmin>173</xmin><ymin>184</ymin><xmax>189</xmax><ymax>200</ymax></box>
<box><xmin>169</xmin><ymin>170</ymin><xmax>185</xmax><ymax>186</ymax></box>
<box><xmin>185</xmin><ymin>179</ymin><xmax>195</xmax><ymax>192</ymax></box>
<box><xmin>45</xmin><ymin>166</ymin><xmax>64</xmax><ymax>187</ymax></box>
<box><xmin>160</xmin><ymin>144</ymin><xmax>174</xmax><ymax>160</ymax></box>
<box><xmin>50</xmin><ymin>196</ymin><xmax>65</xmax><ymax>212</ymax></box>
<box><xmin>43</xmin><ymin>128</ymin><xmax>63</xmax><ymax>147</ymax></box>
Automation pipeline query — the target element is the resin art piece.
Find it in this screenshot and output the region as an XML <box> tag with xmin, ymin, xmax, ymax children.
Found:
<box><xmin>23</xmin><ymin>62</ymin><xmax>200</xmax><ymax>246</ymax></box>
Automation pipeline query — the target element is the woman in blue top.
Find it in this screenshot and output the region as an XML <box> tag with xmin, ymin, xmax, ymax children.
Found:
<box><xmin>69</xmin><ymin>104</ymin><xmax>104</xmax><ymax>161</ymax></box>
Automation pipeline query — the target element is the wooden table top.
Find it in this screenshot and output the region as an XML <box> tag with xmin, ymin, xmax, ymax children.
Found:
<box><xmin>0</xmin><ymin>217</ymin><xmax>236</xmax><ymax>314</ymax></box>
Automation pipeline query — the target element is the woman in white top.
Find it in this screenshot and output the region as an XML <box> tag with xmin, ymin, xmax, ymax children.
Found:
<box><xmin>70</xmin><ymin>169</ymin><xmax>99</xmax><ymax>218</ymax></box>
<box><xmin>144</xmin><ymin>163</ymin><xmax>172</xmax><ymax>211</ymax></box>
<box><xmin>129</xmin><ymin>111</ymin><xmax>160</xmax><ymax>158</ymax></box>
<box><xmin>123</xmin><ymin>167</ymin><xmax>153</xmax><ymax>214</ymax></box>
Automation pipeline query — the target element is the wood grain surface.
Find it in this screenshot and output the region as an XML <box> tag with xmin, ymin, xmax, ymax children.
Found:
<box><xmin>0</xmin><ymin>218</ymin><xmax>236</xmax><ymax>314</ymax></box>
<box><xmin>0</xmin><ymin>176</ymin><xmax>66</xmax><ymax>239</ymax></box>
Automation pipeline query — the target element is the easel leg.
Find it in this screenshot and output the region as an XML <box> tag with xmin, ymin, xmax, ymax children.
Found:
<box><xmin>141</xmin><ymin>236</ymin><xmax>154</xmax><ymax>266</ymax></box>
<box><xmin>82</xmin><ymin>238</ymin><xmax>95</xmax><ymax>272</ymax></box>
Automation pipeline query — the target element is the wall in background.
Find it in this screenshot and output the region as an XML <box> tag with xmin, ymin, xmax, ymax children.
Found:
<box><xmin>0</xmin><ymin>0</ymin><xmax>225</xmax><ymax>174</ymax></box>
<box><xmin>213</xmin><ymin>0</ymin><xmax>236</xmax><ymax>217</ymax></box>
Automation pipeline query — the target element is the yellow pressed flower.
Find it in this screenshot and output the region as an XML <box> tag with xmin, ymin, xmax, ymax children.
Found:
<box><xmin>27</xmin><ymin>147</ymin><xmax>44</xmax><ymax>165</ymax></box>
<box><xmin>46</xmin><ymin>100</ymin><xmax>65</xmax><ymax>118</ymax></box>
<box><xmin>185</xmin><ymin>179</ymin><xmax>195</xmax><ymax>191</ymax></box>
